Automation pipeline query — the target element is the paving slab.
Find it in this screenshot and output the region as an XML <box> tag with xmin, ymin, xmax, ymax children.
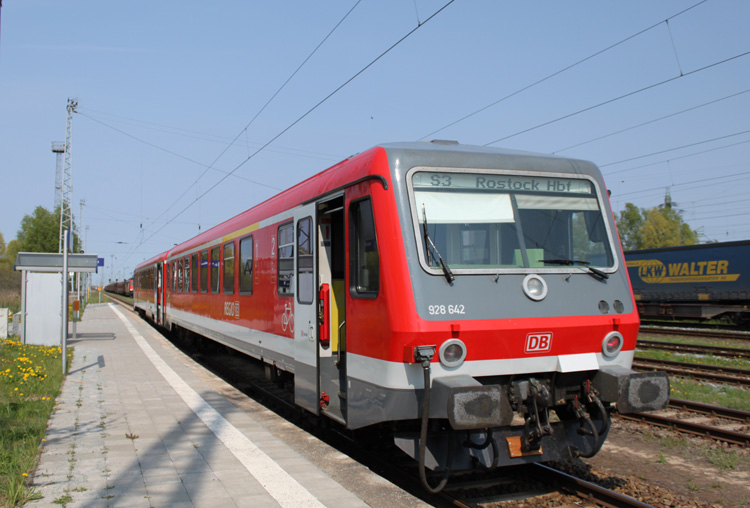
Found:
<box><xmin>27</xmin><ymin>302</ymin><xmax>430</xmax><ymax>508</ymax></box>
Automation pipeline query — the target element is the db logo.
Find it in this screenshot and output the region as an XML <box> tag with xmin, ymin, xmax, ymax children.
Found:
<box><xmin>525</xmin><ymin>332</ymin><xmax>552</xmax><ymax>353</ymax></box>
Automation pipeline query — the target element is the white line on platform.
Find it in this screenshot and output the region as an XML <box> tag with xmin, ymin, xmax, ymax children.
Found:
<box><xmin>111</xmin><ymin>304</ymin><xmax>325</xmax><ymax>508</ymax></box>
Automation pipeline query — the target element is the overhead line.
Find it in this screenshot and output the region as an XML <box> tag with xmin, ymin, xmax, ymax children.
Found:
<box><xmin>552</xmin><ymin>88</ymin><xmax>750</xmax><ymax>153</ymax></box>
<box><xmin>603</xmin><ymin>137</ymin><xmax>750</xmax><ymax>176</ymax></box>
<box><xmin>419</xmin><ymin>0</ymin><xmax>708</xmax><ymax>140</ymax></box>
<box><xmin>132</xmin><ymin>1</ymin><xmax>364</xmax><ymax>257</ymax></box>
<box><xmin>77</xmin><ymin>111</ymin><xmax>283</xmax><ymax>192</ymax></box>
<box><xmin>613</xmin><ymin>171</ymin><xmax>750</xmax><ymax>198</ymax></box>
<box><xmin>132</xmin><ymin>0</ymin><xmax>457</xmax><ymax>260</ymax></box>
<box><xmin>483</xmin><ymin>50</ymin><xmax>750</xmax><ymax>146</ymax></box>
<box><xmin>600</xmin><ymin>129</ymin><xmax>750</xmax><ymax>167</ymax></box>
<box><xmin>78</xmin><ymin>107</ymin><xmax>343</xmax><ymax>161</ymax></box>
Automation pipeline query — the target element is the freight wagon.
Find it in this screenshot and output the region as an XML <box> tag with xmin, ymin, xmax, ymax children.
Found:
<box><xmin>626</xmin><ymin>240</ymin><xmax>750</xmax><ymax>325</ymax></box>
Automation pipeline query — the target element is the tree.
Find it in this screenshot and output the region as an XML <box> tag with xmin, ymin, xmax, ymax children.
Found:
<box><xmin>15</xmin><ymin>206</ymin><xmax>79</xmax><ymax>254</ymax></box>
<box><xmin>616</xmin><ymin>203</ymin><xmax>698</xmax><ymax>250</ymax></box>
<box><xmin>16</xmin><ymin>206</ymin><xmax>60</xmax><ymax>253</ymax></box>
<box><xmin>615</xmin><ymin>203</ymin><xmax>644</xmax><ymax>251</ymax></box>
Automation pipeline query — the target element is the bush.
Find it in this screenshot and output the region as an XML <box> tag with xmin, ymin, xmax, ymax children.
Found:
<box><xmin>0</xmin><ymin>270</ymin><xmax>21</xmax><ymax>314</ymax></box>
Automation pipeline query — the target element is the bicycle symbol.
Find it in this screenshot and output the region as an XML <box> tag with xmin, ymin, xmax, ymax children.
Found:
<box><xmin>281</xmin><ymin>302</ymin><xmax>294</xmax><ymax>333</ymax></box>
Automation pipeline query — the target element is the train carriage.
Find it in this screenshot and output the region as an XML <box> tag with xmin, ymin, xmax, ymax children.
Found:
<box><xmin>134</xmin><ymin>141</ymin><xmax>669</xmax><ymax>491</ymax></box>
<box><xmin>626</xmin><ymin>240</ymin><xmax>750</xmax><ymax>325</ymax></box>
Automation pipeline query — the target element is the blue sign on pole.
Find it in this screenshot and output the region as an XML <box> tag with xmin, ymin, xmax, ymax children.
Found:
<box><xmin>97</xmin><ymin>257</ymin><xmax>105</xmax><ymax>267</ymax></box>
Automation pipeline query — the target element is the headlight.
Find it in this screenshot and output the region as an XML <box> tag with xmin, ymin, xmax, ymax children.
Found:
<box><xmin>602</xmin><ymin>331</ymin><xmax>624</xmax><ymax>358</ymax></box>
<box><xmin>522</xmin><ymin>274</ymin><xmax>548</xmax><ymax>301</ymax></box>
<box><xmin>439</xmin><ymin>339</ymin><xmax>467</xmax><ymax>368</ymax></box>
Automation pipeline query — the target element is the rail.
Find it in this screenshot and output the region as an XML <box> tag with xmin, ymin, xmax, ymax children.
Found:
<box><xmin>633</xmin><ymin>357</ymin><xmax>750</xmax><ymax>387</ymax></box>
<box><xmin>636</xmin><ymin>339</ymin><xmax>750</xmax><ymax>359</ymax></box>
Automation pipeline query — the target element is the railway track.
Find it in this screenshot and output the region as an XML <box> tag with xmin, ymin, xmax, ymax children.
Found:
<box><xmin>640</xmin><ymin>325</ymin><xmax>750</xmax><ymax>341</ymax></box>
<box><xmin>442</xmin><ymin>463</ymin><xmax>659</xmax><ymax>508</ymax></box>
<box><xmin>620</xmin><ymin>398</ymin><xmax>750</xmax><ymax>447</ymax></box>
<box><xmin>632</xmin><ymin>357</ymin><xmax>750</xmax><ymax>387</ymax></box>
<box><xmin>636</xmin><ymin>339</ymin><xmax>750</xmax><ymax>359</ymax></box>
<box><xmin>106</xmin><ymin>296</ymin><xmax>682</xmax><ymax>507</ymax></box>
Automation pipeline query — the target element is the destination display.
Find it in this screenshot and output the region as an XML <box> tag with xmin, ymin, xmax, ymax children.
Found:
<box><xmin>412</xmin><ymin>171</ymin><xmax>593</xmax><ymax>194</ymax></box>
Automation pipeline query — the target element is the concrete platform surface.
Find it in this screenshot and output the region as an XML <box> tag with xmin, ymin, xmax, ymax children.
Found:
<box><xmin>28</xmin><ymin>302</ymin><xmax>429</xmax><ymax>508</ymax></box>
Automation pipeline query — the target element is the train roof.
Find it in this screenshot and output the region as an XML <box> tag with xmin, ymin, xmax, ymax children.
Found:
<box><xmin>134</xmin><ymin>250</ymin><xmax>170</xmax><ymax>271</ymax></box>
<box><xmin>625</xmin><ymin>239</ymin><xmax>750</xmax><ymax>256</ymax></box>
<box><xmin>153</xmin><ymin>141</ymin><xmax>605</xmax><ymax>262</ymax></box>
<box><xmin>379</xmin><ymin>141</ymin><xmax>599</xmax><ymax>175</ymax></box>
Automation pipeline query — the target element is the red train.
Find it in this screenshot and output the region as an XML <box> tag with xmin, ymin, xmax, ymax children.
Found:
<box><xmin>104</xmin><ymin>278</ymin><xmax>133</xmax><ymax>297</ymax></box>
<box><xmin>134</xmin><ymin>141</ymin><xmax>668</xmax><ymax>491</ymax></box>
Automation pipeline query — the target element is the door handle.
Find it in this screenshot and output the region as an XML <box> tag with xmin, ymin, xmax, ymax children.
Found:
<box><xmin>318</xmin><ymin>283</ymin><xmax>330</xmax><ymax>347</ymax></box>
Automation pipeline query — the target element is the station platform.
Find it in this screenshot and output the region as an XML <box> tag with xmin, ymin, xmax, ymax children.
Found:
<box><xmin>29</xmin><ymin>302</ymin><xmax>428</xmax><ymax>508</ymax></box>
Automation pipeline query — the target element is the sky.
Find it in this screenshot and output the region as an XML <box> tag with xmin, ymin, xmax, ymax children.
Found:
<box><xmin>1</xmin><ymin>0</ymin><xmax>748</xmax><ymax>284</ymax></box>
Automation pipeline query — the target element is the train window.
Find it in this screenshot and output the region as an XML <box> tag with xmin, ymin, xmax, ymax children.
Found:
<box><xmin>297</xmin><ymin>217</ymin><xmax>313</xmax><ymax>304</ymax></box>
<box><xmin>239</xmin><ymin>235</ymin><xmax>253</xmax><ymax>294</ymax></box>
<box><xmin>190</xmin><ymin>254</ymin><xmax>198</xmax><ymax>292</ymax></box>
<box><xmin>172</xmin><ymin>261</ymin><xmax>177</xmax><ymax>292</ymax></box>
<box><xmin>200</xmin><ymin>250</ymin><xmax>208</xmax><ymax>293</ymax></box>
<box><xmin>349</xmin><ymin>198</ymin><xmax>379</xmax><ymax>296</ymax></box>
<box><xmin>178</xmin><ymin>258</ymin><xmax>184</xmax><ymax>292</ymax></box>
<box><xmin>224</xmin><ymin>241</ymin><xmax>235</xmax><ymax>294</ymax></box>
<box><xmin>278</xmin><ymin>222</ymin><xmax>294</xmax><ymax>296</ymax></box>
<box><xmin>210</xmin><ymin>247</ymin><xmax>220</xmax><ymax>294</ymax></box>
<box><xmin>410</xmin><ymin>171</ymin><xmax>615</xmax><ymax>274</ymax></box>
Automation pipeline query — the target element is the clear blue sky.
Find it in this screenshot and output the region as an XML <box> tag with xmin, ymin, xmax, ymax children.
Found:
<box><xmin>1</xmin><ymin>0</ymin><xmax>748</xmax><ymax>283</ymax></box>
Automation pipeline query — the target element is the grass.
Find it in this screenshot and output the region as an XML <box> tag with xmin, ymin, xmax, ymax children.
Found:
<box><xmin>0</xmin><ymin>338</ymin><xmax>69</xmax><ymax>508</ymax></box>
<box><xmin>636</xmin><ymin>348</ymin><xmax>750</xmax><ymax>370</ymax></box>
<box><xmin>638</xmin><ymin>333</ymin><xmax>750</xmax><ymax>351</ymax></box>
<box><xmin>668</xmin><ymin>375</ymin><xmax>750</xmax><ymax>410</ymax></box>
<box><xmin>0</xmin><ymin>289</ymin><xmax>21</xmax><ymax>315</ymax></box>
<box><xmin>635</xmin><ymin>336</ymin><xmax>750</xmax><ymax>410</ymax></box>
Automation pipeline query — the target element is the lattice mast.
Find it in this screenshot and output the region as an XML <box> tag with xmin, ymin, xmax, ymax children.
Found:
<box><xmin>59</xmin><ymin>98</ymin><xmax>78</xmax><ymax>252</ymax></box>
<box><xmin>52</xmin><ymin>142</ymin><xmax>64</xmax><ymax>210</ymax></box>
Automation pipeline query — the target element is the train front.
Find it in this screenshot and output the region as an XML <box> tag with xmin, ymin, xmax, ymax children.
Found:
<box><xmin>382</xmin><ymin>143</ymin><xmax>669</xmax><ymax>489</ymax></box>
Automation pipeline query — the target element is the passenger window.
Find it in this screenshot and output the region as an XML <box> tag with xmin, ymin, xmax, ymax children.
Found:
<box><xmin>349</xmin><ymin>198</ymin><xmax>379</xmax><ymax>296</ymax></box>
<box><xmin>172</xmin><ymin>261</ymin><xmax>177</xmax><ymax>292</ymax></box>
<box><xmin>297</xmin><ymin>217</ymin><xmax>313</xmax><ymax>304</ymax></box>
<box><xmin>190</xmin><ymin>254</ymin><xmax>198</xmax><ymax>292</ymax></box>
<box><xmin>239</xmin><ymin>236</ymin><xmax>253</xmax><ymax>294</ymax></box>
<box><xmin>179</xmin><ymin>258</ymin><xmax>184</xmax><ymax>292</ymax></box>
<box><xmin>199</xmin><ymin>250</ymin><xmax>208</xmax><ymax>293</ymax></box>
<box><xmin>224</xmin><ymin>241</ymin><xmax>235</xmax><ymax>294</ymax></box>
<box><xmin>211</xmin><ymin>247</ymin><xmax>220</xmax><ymax>293</ymax></box>
<box><xmin>278</xmin><ymin>223</ymin><xmax>294</xmax><ymax>296</ymax></box>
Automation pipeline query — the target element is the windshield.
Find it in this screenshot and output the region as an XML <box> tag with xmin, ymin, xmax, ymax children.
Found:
<box><xmin>410</xmin><ymin>170</ymin><xmax>615</xmax><ymax>273</ymax></box>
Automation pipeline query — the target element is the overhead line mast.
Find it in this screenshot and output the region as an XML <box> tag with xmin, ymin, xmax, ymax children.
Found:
<box><xmin>52</xmin><ymin>142</ymin><xmax>64</xmax><ymax>210</ymax></box>
<box><xmin>59</xmin><ymin>98</ymin><xmax>78</xmax><ymax>253</ymax></box>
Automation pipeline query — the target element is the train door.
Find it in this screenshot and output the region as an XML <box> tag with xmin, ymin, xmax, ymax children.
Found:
<box><xmin>293</xmin><ymin>203</ymin><xmax>319</xmax><ymax>415</ymax></box>
<box><xmin>317</xmin><ymin>197</ymin><xmax>347</xmax><ymax>424</ymax></box>
<box><xmin>292</xmin><ymin>197</ymin><xmax>347</xmax><ymax>423</ymax></box>
<box><xmin>156</xmin><ymin>263</ymin><xmax>163</xmax><ymax>325</ymax></box>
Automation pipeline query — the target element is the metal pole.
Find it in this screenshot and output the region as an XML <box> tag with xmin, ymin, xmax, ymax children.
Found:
<box><xmin>20</xmin><ymin>270</ymin><xmax>27</xmax><ymax>344</ymax></box>
<box><xmin>62</xmin><ymin>231</ymin><xmax>68</xmax><ymax>375</ymax></box>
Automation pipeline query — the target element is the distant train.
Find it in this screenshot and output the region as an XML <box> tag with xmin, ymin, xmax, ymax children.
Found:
<box><xmin>626</xmin><ymin>240</ymin><xmax>750</xmax><ymax>325</ymax></box>
<box><xmin>134</xmin><ymin>141</ymin><xmax>668</xmax><ymax>492</ymax></box>
<box><xmin>104</xmin><ymin>278</ymin><xmax>133</xmax><ymax>298</ymax></box>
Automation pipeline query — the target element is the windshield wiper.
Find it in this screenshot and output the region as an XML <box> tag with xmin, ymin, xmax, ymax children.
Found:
<box><xmin>542</xmin><ymin>258</ymin><xmax>609</xmax><ymax>280</ymax></box>
<box><xmin>422</xmin><ymin>204</ymin><xmax>454</xmax><ymax>283</ymax></box>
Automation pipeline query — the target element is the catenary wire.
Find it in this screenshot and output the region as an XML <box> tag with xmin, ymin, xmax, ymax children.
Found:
<box><xmin>124</xmin><ymin>0</ymin><xmax>457</xmax><ymax>267</ymax></box>
<box><xmin>419</xmin><ymin>0</ymin><xmax>708</xmax><ymax>141</ymax></box>
<box><xmin>552</xmin><ymin>88</ymin><xmax>750</xmax><ymax>154</ymax></box>
<box><xmin>138</xmin><ymin>1</ymin><xmax>364</xmax><ymax>243</ymax></box>
<box><xmin>483</xmin><ymin>50</ymin><xmax>750</xmax><ymax>146</ymax></box>
<box><xmin>603</xmin><ymin>138</ymin><xmax>750</xmax><ymax>175</ymax></box>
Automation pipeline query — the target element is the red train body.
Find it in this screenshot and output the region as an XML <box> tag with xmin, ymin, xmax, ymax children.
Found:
<box><xmin>134</xmin><ymin>142</ymin><xmax>668</xmax><ymax>488</ymax></box>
